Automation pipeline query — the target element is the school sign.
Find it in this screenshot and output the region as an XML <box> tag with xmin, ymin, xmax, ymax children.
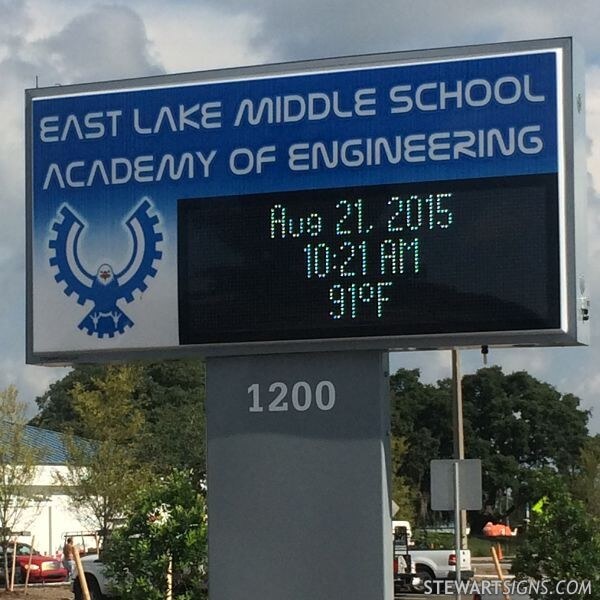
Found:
<box><xmin>26</xmin><ymin>38</ymin><xmax>588</xmax><ymax>364</ymax></box>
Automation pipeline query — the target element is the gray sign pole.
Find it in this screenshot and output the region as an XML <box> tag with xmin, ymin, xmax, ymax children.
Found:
<box><xmin>453</xmin><ymin>461</ymin><xmax>461</xmax><ymax>600</ymax></box>
<box><xmin>451</xmin><ymin>349</ymin><xmax>468</xmax><ymax>551</ymax></box>
<box><xmin>206</xmin><ymin>351</ymin><xmax>392</xmax><ymax>600</ymax></box>
<box><xmin>451</xmin><ymin>349</ymin><xmax>464</xmax><ymax>600</ymax></box>
<box><xmin>431</xmin><ymin>458</ymin><xmax>482</xmax><ymax>600</ymax></box>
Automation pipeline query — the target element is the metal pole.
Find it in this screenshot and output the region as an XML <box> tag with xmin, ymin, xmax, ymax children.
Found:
<box><xmin>48</xmin><ymin>505</ymin><xmax>52</xmax><ymax>557</ymax></box>
<box><xmin>451</xmin><ymin>349</ymin><xmax>464</xmax><ymax>459</ymax></box>
<box><xmin>451</xmin><ymin>349</ymin><xmax>468</xmax><ymax>549</ymax></box>
<box><xmin>453</xmin><ymin>461</ymin><xmax>462</xmax><ymax>600</ymax></box>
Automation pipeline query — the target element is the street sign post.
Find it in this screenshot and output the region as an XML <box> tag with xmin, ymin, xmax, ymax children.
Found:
<box><xmin>26</xmin><ymin>37</ymin><xmax>587</xmax><ymax>364</ymax></box>
<box><xmin>431</xmin><ymin>459</ymin><xmax>483</xmax><ymax>600</ymax></box>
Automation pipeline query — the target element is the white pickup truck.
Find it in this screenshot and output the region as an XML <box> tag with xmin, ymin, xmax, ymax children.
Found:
<box><xmin>393</xmin><ymin>520</ymin><xmax>474</xmax><ymax>590</ymax></box>
<box><xmin>72</xmin><ymin>554</ymin><xmax>115</xmax><ymax>600</ymax></box>
<box><xmin>410</xmin><ymin>547</ymin><xmax>473</xmax><ymax>588</ymax></box>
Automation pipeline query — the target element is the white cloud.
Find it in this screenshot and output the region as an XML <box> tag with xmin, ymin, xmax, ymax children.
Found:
<box><xmin>140</xmin><ymin>4</ymin><xmax>270</xmax><ymax>73</ymax></box>
<box><xmin>390</xmin><ymin>350</ymin><xmax>451</xmax><ymax>384</ymax></box>
<box><xmin>0</xmin><ymin>0</ymin><xmax>30</xmax><ymax>40</ymax></box>
<box><xmin>29</xmin><ymin>5</ymin><xmax>162</xmax><ymax>83</ymax></box>
<box><xmin>0</xmin><ymin>358</ymin><xmax>69</xmax><ymax>419</ymax></box>
<box><xmin>586</xmin><ymin>67</ymin><xmax>600</xmax><ymax>194</ymax></box>
<box><xmin>185</xmin><ymin>0</ymin><xmax>600</xmax><ymax>62</ymax></box>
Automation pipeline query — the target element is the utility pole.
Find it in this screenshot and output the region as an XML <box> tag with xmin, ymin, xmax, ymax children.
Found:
<box><xmin>451</xmin><ymin>348</ymin><xmax>468</xmax><ymax>550</ymax></box>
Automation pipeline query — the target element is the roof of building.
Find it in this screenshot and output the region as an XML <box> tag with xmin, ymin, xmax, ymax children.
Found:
<box><xmin>0</xmin><ymin>421</ymin><xmax>94</xmax><ymax>465</ymax></box>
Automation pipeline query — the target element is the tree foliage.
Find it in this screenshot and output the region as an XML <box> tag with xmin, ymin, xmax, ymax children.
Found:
<box><xmin>0</xmin><ymin>386</ymin><xmax>43</xmax><ymax>589</ymax></box>
<box><xmin>33</xmin><ymin>359</ymin><xmax>206</xmax><ymax>486</ymax></box>
<box><xmin>103</xmin><ymin>470</ymin><xmax>207</xmax><ymax>600</ymax></box>
<box><xmin>133</xmin><ymin>360</ymin><xmax>206</xmax><ymax>483</ymax></box>
<box><xmin>30</xmin><ymin>365</ymin><xmax>108</xmax><ymax>436</ymax></box>
<box><xmin>390</xmin><ymin>437</ymin><xmax>416</xmax><ymax>522</ymax></box>
<box><xmin>32</xmin><ymin>360</ymin><xmax>591</xmax><ymax>537</ymax></box>
<box><xmin>55</xmin><ymin>365</ymin><xmax>152</xmax><ymax>534</ymax></box>
<box><xmin>390</xmin><ymin>366</ymin><xmax>589</xmax><ymax>526</ymax></box>
<box><xmin>571</xmin><ymin>435</ymin><xmax>600</xmax><ymax>519</ymax></box>
<box><xmin>390</xmin><ymin>369</ymin><xmax>449</xmax><ymax>521</ymax></box>
<box><xmin>37</xmin><ymin>360</ymin><xmax>206</xmax><ymax>535</ymax></box>
<box><xmin>511</xmin><ymin>473</ymin><xmax>600</xmax><ymax>600</ymax></box>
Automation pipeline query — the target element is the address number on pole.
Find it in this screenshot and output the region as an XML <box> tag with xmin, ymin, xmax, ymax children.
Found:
<box><xmin>247</xmin><ymin>381</ymin><xmax>336</xmax><ymax>413</ymax></box>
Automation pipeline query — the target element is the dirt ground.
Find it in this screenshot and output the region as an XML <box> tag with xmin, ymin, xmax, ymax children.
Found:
<box><xmin>0</xmin><ymin>584</ymin><xmax>72</xmax><ymax>599</ymax></box>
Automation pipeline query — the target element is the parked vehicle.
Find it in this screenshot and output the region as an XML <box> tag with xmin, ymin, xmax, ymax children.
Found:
<box><xmin>72</xmin><ymin>553</ymin><xmax>115</xmax><ymax>600</ymax></box>
<box><xmin>392</xmin><ymin>520</ymin><xmax>474</xmax><ymax>591</ymax></box>
<box><xmin>409</xmin><ymin>546</ymin><xmax>474</xmax><ymax>589</ymax></box>
<box><xmin>392</xmin><ymin>523</ymin><xmax>421</xmax><ymax>593</ymax></box>
<box><xmin>0</xmin><ymin>542</ymin><xmax>67</xmax><ymax>584</ymax></box>
<box><xmin>63</xmin><ymin>531</ymin><xmax>101</xmax><ymax>558</ymax></box>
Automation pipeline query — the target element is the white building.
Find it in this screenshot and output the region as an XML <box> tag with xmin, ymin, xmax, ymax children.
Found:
<box><xmin>7</xmin><ymin>424</ymin><xmax>93</xmax><ymax>557</ymax></box>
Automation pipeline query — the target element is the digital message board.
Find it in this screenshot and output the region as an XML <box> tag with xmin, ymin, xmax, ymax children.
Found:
<box><xmin>26</xmin><ymin>38</ymin><xmax>588</xmax><ymax>363</ymax></box>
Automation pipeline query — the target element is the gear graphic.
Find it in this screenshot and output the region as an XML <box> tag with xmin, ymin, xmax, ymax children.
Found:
<box><xmin>48</xmin><ymin>198</ymin><xmax>163</xmax><ymax>338</ymax></box>
<box><xmin>49</xmin><ymin>206</ymin><xmax>93</xmax><ymax>306</ymax></box>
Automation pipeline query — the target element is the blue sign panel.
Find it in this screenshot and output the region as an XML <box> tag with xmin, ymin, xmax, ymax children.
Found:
<box><xmin>26</xmin><ymin>40</ymin><xmax>586</xmax><ymax>362</ymax></box>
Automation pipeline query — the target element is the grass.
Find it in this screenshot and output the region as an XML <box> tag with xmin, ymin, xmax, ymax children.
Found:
<box><xmin>413</xmin><ymin>531</ymin><xmax>521</xmax><ymax>557</ymax></box>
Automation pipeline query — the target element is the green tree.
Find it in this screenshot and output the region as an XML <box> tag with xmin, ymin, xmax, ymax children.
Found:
<box><xmin>103</xmin><ymin>470</ymin><xmax>207</xmax><ymax>600</ymax></box>
<box><xmin>134</xmin><ymin>360</ymin><xmax>206</xmax><ymax>485</ymax></box>
<box><xmin>30</xmin><ymin>364</ymin><xmax>108</xmax><ymax>436</ymax></box>
<box><xmin>31</xmin><ymin>360</ymin><xmax>207</xmax><ymax>485</ymax></box>
<box><xmin>56</xmin><ymin>366</ymin><xmax>151</xmax><ymax>536</ymax></box>
<box><xmin>389</xmin><ymin>366</ymin><xmax>589</xmax><ymax>526</ymax></box>
<box><xmin>390</xmin><ymin>437</ymin><xmax>416</xmax><ymax>522</ymax></box>
<box><xmin>390</xmin><ymin>369</ymin><xmax>449</xmax><ymax>523</ymax></box>
<box><xmin>0</xmin><ymin>386</ymin><xmax>43</xmax><ymax>589</ymax></box>
<box><xmin>463</xmin><ymin>367</ymin><xmax>589</xmax><ymax>515</ymax></box>
<box><xmin>571</xmin><ymin>435</ymin><xmax>600</xmax><ymax>518</ymax></box>
<box><xmin>511</xmin><ymin>473</ymin><xmax>600</xmax><ymax>600</ymax></box>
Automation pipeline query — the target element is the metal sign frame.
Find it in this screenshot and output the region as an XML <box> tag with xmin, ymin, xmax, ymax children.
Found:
<box><xmin>430</xmin><ymin>458</ymin><xmax>483</xmax><ymax>511</ymax></box>
<box><xmin>25</xmin><ymin>37</ymin><xmax>588</xmax><ymax>364</ymax></box>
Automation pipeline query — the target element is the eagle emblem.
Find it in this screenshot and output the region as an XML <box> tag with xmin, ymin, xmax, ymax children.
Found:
<box><xmin>49</xmin><ymin>199</ymin><xmax>163</xmax><ymax>338</ymax></box>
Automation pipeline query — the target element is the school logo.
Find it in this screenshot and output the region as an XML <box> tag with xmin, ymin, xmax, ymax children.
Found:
<box><xmin>49</xmin><ymin>199</ymin><xmax>163</xmax><ymax>338</ymax></box>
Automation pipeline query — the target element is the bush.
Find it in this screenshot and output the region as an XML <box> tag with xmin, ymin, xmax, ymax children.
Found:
<box><xmin>511</xmin><ymin>475</ymin><xmax>600</xmax><ymax>600</ymax></box>
<box><xmin>103</xmin><ymin>470</ymin><xmax>207</xmax><ymax>600</ymax></box>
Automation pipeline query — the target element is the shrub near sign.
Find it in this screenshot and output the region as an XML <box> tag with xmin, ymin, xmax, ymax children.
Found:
<box><xmin>26</xmin><ymin>38</ymin><xmax>587</xmax><ymax>363</ymax></box>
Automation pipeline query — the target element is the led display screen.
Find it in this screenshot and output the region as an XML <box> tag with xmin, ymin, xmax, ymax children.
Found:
<box><xmin>178</xmin><ymin>174</ymin><xmax>560</xmax><ymax>344</ymax></box>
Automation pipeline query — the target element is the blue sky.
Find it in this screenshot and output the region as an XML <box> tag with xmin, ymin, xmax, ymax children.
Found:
<box><xmin>1</xmin><ymin>0</ymin><xmax>600</xmax><ymax>430</ymax></box>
